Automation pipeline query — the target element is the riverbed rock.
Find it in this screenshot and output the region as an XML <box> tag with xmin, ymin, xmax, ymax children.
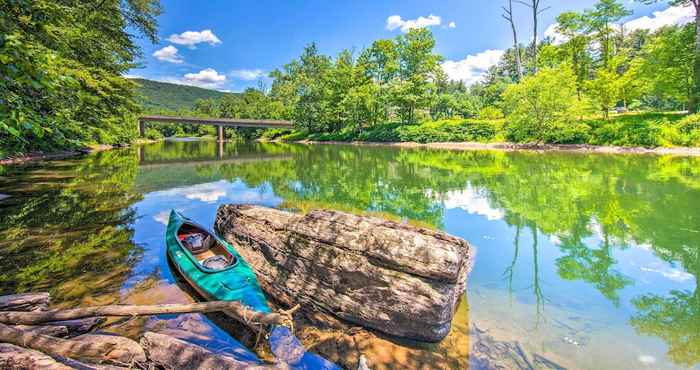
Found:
<box><xmin>214</xmin><ymin>205</ymin><xmax>474</xmax><ymax>342</ymax></box>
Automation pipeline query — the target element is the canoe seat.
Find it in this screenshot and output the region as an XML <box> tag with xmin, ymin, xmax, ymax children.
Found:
<box><xmin>202</xmin><ymin>255</ymin><xmax>233</xmax><ymax>270</ymax></box>
<box><xmin>182</xmin><ymin>233</ymin><xmax>214</xmax><ymax>254</ymax></box>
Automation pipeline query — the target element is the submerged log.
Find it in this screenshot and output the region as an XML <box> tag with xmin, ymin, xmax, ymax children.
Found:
<box><xmin>0</xmin><ymin>322</ymin><xmax>146</xmax><ymax>364</ymax></box>
<box><xmin>0</xmin><ymin>292</ymin><xmax>50</xmax><ymax>311</ymax></box>
<box><xmin>0</xmin><ymin>301</ymin><xmax>285</xmax><ymax>328</ymax></box>
<box><xmin>15</xmin><ymin>317</ymin><xmax>106</xmax><ymax>338</ymax></box>
<box><xmin>214</xmin><ymin>205</ymin><xmax>475</xmax><ymax>342</ymax></box>
<box><xmin>140</xmin><ymin>331</ymin><xmax>286</xmax><ymax>370</ymax></box>
<box><xmin>0</xmin><ymin>343</ymin><xmax>73</xmax><ymax>370</ymax></box>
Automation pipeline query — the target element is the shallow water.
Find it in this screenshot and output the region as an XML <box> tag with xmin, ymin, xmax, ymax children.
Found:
<box><xmin>1</xmin><ymin>140</ymin><xmax>699</xmax><ymax>369</ymax></box>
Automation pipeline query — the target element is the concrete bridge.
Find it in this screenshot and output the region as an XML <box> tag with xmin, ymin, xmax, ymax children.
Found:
<box><xmin>138</xmin><ymin>115</ymin><xmax>293</xmax><ymax>141</ymax></box>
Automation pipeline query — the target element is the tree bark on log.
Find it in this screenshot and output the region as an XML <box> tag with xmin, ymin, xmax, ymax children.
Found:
<box><xmin>214</xmin><ymin>205</ymin><xmax>475</xmax><ymax>342</ymax></box>
<box><xmin>14</xmin><ymin>317</ymin><xmax>106</xmax><ymax>338</ymax></box>
<box><xmin>140</xmin><ymin>331</ymin><xmax>287</xmax><ymax>370</ymax></box>
<box><xmin>0</xmin><ymin>322</ymin><xmax>146</xmax><ymax>364</ymax></box>
<box><xmin>0</xmin><ymin>343</ymin><xmax>73</xmax><ymax>370</ymax></box>
<box><xmin>0</xmin><ymin>292</ymin><xmax>50</xmax><ymax>311</ymax></box>
<box><xmin>0</xmin><ymin>301</ymin><xmax>285</xmax><ymax>328</ymax></box>
<box><xmin>14</xmin><ymin>324</ymin><xmax>69</xmax><ymax>337</ymax></box>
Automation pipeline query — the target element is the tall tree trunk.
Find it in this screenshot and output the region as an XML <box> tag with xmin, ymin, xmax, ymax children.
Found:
<box><xmin>503</xmin><ymin>0</ymin><xmax>523</xmax><ymax>80</ymax></box>
<box><xmin>691</xmin><ymin>6</ymin><xmax>700</xmax><ymax>113</ymax></box>
<box><xmin>532</xmin><ymin>1</ymin><xmax>539</xmax><ymax>73</ymax></box>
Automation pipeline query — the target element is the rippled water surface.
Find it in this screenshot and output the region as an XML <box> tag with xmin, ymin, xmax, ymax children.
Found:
<box><xmin>1</xmin><ymin>141</ymin><xmax>699</xmax><ymax>369</ymax></box>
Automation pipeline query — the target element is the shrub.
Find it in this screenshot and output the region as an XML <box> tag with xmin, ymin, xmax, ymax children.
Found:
<box><xmin>144</xmin><ymin>128</ymin><xmax>164</xmax><ymax>140</ymax></box>
<box><xmin>503</xmin><ymin>66</ymin><xmax>589</xmax><ymax>144</ymax></box>
<box><xmin>277</xmin><ymin>130</ymin><xmax>310</xmax><ymax>141</ymax></box>
<box><xmin>585</xmin><ymin>113</ymin><xmax>686</xmax><ymax>147</ymax></box>
<box><xmin>479</xmin><ymin>106</ymin><xmax>504</xmax><ymax>120</ymax></box>
<box><xmin>396</xmin><ymin>119</ymin><xmax>499</xmax><ymax>143</ymax></box>
<box><xmin>677</xmin><ymin>114</ymin><xmax>700</xmax><ymax>134</ymax></box>
<box><xmin>587</xmin><ymin>117</ymin><xmax>661</xmax><ymax>147</ymax></box>
<box><xmin>260</xmin><ymin>128</ymin><xmax>294</xmax><ymax>141</ymax></box>
<box><xmin>355</xmin><ymin>123</ymin><xmax>403</xmax><ymax>142</ymax></box>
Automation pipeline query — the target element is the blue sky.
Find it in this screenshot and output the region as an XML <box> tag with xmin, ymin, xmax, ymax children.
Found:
<box><xmin>128</xmin><ymin>0</ymin><xmax>693</xmax><ymax>92</ymax></box>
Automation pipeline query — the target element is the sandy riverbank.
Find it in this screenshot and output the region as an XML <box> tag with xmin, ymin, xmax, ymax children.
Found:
<box><xmin>291</xmin><ymin>140</ymin><xmax>700</xmax><ymax>156</ymax></box>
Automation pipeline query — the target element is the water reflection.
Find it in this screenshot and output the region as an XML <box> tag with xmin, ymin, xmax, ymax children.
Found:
<box><xmin>1</xmin><ymin>141</ymin><xmax>700</xmax><ymax>369</ymax></box>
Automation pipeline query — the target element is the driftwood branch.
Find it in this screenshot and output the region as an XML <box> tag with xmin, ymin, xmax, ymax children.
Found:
<box><xmin>0</xmin><ymin>301</ymin><xmax>286</xmax><ymax>328</ymax></box>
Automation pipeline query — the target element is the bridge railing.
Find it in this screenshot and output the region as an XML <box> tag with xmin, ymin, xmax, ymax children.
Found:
<box><xmin>138</xmin><ymin>115</ymin><xmax>294</xmax><ymax>141</ymax></box>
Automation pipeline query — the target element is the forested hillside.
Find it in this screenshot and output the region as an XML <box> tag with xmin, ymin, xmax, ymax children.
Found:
<box><xmin>132</xmin><ymin>78</ymin><xmax>234</xmax><ymax>112</ymax></box>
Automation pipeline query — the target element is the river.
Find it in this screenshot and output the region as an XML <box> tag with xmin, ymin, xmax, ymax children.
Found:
<box><xmin>1</xmin><ymin>140</ymin><xmax>699</xmax><ymax>369</ymax></box>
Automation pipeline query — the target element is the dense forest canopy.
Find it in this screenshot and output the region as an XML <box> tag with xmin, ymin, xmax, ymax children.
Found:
<box><xmin>132</xmin><ymin>78</ymin><xmax>235</xmax><ymax>112</ymax></box>
<box><xmin>3</xmin><ymin>0</ymin><xmax>700</xmax><ymax>154</ymax></box>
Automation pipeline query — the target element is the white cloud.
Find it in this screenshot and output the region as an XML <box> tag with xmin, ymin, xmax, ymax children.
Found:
<box><xmin>640</xmin><ymin>266</ymin><xmax>693</xmax><ymax>283</ymax></box>
<box><xmin>448</xmin><ymin>21</ymin><xmax>457</xmax><ymax>29</ymax></box>
<box><xmin>229</xmin><ymin>69</ymin><xmax>265</xmax><ymax>81</ymax></box>
<box><xmin>182</xmin><ymin>68</ymin><xmax>227</xmax><ymax>89</ymax></box>
<box><xmin>153</xmin><ymin>210</ymin><xmax>170</xmax><ymax>225</ymax></box>
<box><xmin>166</xmin><ymin>29</ymin><xmax>221</xmax><ymax>48</ymax></box>
<box><xmin>544</xmin><ymin>23</ymin><xmax>569</xmax><ymax>46</ymax></box>
<box><xmin>442</xmin><ymin>185</ymin><xmax>505</xmax><ymax>221</ymax></box>
<box><xmin>442</xmin><ymin>49</ymin><xmax>504</xmax><ymax>85</ymax></box>
<box><xmin>152</xmin><ymin>45</ymin><xmax>183</xmax><ymax>64</ymax></box>
<box><xmin>624</xmin><ymin>5</ymin><xmax>694</xmax><ymax>32</ymax></box>
<box><xmin>386</xmin><ymin>14</ymin><xmax>442</xmax><ymax>33</ymax></box>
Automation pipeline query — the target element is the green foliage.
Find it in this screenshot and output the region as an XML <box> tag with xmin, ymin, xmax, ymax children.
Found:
<box><xmin>133</xmin><ymin>78</ymin><xmax>233</xmax><ymax>112</ymax></box>
<box><xmin>259</xmin><ymin>128</ymin><xmax>294</xmax><ymax>141</ymax></box>
<box><xmin>585</xmin><ymin>112</ymin><xmax>685</xmax><ymax>147</ymax></box>
<box><xmin>396</xmin><ymin>120</ymin><xmax>500</xmax><ymax>143</ymax></box>
<box><xmin>503</xmin><ymin>67</ymin><xmax>590</xmax><ymax>143</ymax></box>
<box><xmin>1</xmin><ymin>0</ymin><xmax>161</xmax><ymax>155</ymax></box>
<box><xmin>478</xmin><ymin>106</ymin><xmax>504</xmax><ymax>120</ymax></box>
<box><xmin>143</xmin><ymin>127</ymin><xmax>164</xmax><ymax>140</ymax></box>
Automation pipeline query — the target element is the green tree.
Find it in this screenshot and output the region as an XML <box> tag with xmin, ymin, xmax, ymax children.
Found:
<box><xmin>640</xmin><ymin>0</ymin><xmax>700</xmax><ymax>112</ymax></box>
<box><xmin>503</xmin><ymin>66</ymin><xmax>589</xmax><ymax>143</ymax></box>
<box><xmin>0</xmin><ymin>0</ymin><xmax>161</xmax><ymax>155</ymax></box>
<box><xmin>584</xmin><ymin>0</ymin><xmax>631</xmax><ymax>68</ymax></box>
<box><xmin>637</xmin><ymin>24</ymin><xmax>695</xmax><ymax>109</ymax></box>
<box><xmin>393</xmin><ymin>28</ymin><xmax>443</xmax><ymax>123</ymax></box>
<box><xmin>555</xmin><ymin>11</ymin><xmax>593</xmax><ymax>98</ymax></box>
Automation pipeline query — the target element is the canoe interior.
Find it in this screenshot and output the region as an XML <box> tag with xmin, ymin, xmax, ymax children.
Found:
<box><xmin>177</xmin><ymin>223</ymin><xmax>236</xmax><ymax>269</ymax></box>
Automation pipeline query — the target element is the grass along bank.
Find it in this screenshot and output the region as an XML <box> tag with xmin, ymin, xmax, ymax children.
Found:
<box><xmin>260</xmin><ymin>112</ymin><xmax>700</xmax><ymax>150</ymax></box>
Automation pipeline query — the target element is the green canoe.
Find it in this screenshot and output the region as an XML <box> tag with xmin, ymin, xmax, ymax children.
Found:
<box><xmin>166</xmin><ymin>210</ymin><xmax>271</xmax><ymax>314</ymax></box>
<box><xmin>166</xmin><ymin>209</ymin><xmax>341</xmax><ymax>369</ymax></box>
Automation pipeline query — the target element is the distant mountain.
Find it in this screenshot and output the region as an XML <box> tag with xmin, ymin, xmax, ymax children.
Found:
<box><xmin>130</xmin><ymin>78</ymin><xmax>234</xmax><ymax>112</ymax></box>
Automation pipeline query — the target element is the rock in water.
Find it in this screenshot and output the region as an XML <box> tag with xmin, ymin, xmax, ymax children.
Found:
<box><xmin>214</xmin><ymin>205</ymin><xmax>475</xmax><ymax>342</ymax></box>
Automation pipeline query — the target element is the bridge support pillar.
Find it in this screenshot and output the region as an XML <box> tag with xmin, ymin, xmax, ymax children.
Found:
<box><xmin>217</xmin><ymin>125</ymin><xmax>224</xmax><ymax>142</ymax></box>
<box><xmin>139</xmin><ymin>120</ymin><xmax>146</xmax><ymax>137</ymax></box>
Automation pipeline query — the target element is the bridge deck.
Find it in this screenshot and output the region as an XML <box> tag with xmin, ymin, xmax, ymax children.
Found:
<box><xmin>139</xmin><ymin>115</ymin><xmax>293</xmax><ymax>128</ymax></box>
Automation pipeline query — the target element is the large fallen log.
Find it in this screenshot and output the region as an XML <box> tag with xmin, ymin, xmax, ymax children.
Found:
<box><xmin>0</xmin><ymin>301</ymin><xmax>286</xmax><ymax>328</ymax></box>
<box><xmin>140</xmin><ymin>331</ymin><xmax>286</xmax><ymax>370</ymax></box>
<box><xmin>0</xmin><ymin>322</ymin><xmax>146</xmax><ymax>364</ymax></box>
<box><xmin>0</xmin><ymin>292</ymin><xmax>50</xmax><ymax>311</ymax></box>
<box><xmin>214</xmin><ymin>205</ymin><xmax>475</xmax><ymax>342</ymax></box>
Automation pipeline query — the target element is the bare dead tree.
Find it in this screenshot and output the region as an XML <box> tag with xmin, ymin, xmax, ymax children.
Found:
<box><xmin>515</xmin><ymin>0</ymin><xmax>550</xmax><ymax>73</ymax></box>
<box><xmin>502</xmin><ymin>0</ymin><xmax>524</xmax><ymax>80</ymax></box>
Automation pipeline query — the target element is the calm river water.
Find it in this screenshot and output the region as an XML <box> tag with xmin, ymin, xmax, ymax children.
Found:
<box><xmin>1</xmin><ymin>140</ymin><xmax>699</xmax><ymax>369</ymax></box>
